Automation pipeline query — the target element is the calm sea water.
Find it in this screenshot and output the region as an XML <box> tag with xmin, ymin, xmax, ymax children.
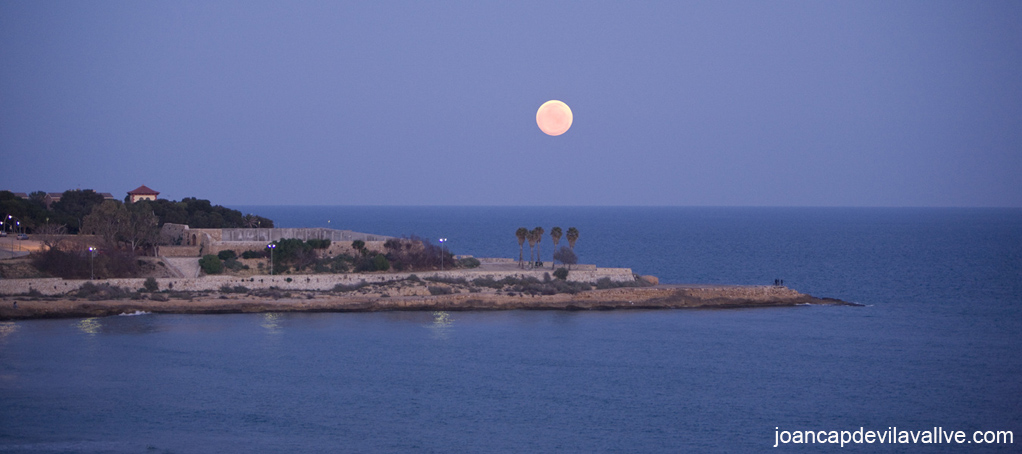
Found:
<box><xmin>1</xmin><ymin>207</ymin><xmax>1020</xmax><ymax>453</ymax></box>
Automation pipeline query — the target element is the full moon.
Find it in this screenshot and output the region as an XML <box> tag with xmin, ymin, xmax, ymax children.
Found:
<box><xmin>536</xmin><ymin>100</ymin><xmax>573</xmax><ymax>136</ymax></box>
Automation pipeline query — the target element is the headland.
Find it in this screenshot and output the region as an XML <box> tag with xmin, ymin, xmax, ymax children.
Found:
<box><xmin>0</xmin><ymin>262</ymin><xmax>856</xmax><ymax>321</ymax></box>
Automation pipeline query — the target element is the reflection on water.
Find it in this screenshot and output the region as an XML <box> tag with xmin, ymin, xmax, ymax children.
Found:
<box><xmin>77</xmin><ymin>318</ymin><xmax>102</xmax><ymax>335</ymax></box>
<box><xmin>262</xmin><ymin>313</ymin><xmax>282</xmax><ymax>334</ymax></box>
<box><xmin>0</xmin><ymin>321</ymin><xmax>19</xmax><ymax>343</ymax></box>
<box><xmin>429</xmin><ymin>311</ymin><xmax>453</xmax><ymax>340</ymax></box>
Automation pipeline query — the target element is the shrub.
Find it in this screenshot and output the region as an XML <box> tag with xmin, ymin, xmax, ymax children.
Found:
<box><xmin>553</xmin><ymin>247</ymin><xmax>577</xmax><ymax>267</ymax></box>
<box><xmin>223</xmin><ymin>258</ymin><xmax>245</xmax><ymax>271</ymax></box>
<box><xmin>332</xmin><ymin>282</ymin><xmax>367</xmax><ymax>293</ymax></box>
<box><xmin>219</xmin><ymin>285</ymin><xmax>249</xmax><ymax>293</ymax></box>
<box><xmin>76</xmin><ymin>282</ymin><xmax>132</xmax><ymax>300</ymax></box>
<box><xmin>307</xmin><ymin>239</ymin><xmax>331</xmax><ymax>249</ymax></box>
<box><xmin>553</xmin><ymin>267</ymin><xmax>569</xmax><ymax>280</ymax></box>
<box><xmin>241</xmin><ymin>250</ymin><xmax>266</xmax><ymax>259</ymax></box>
<box><xmin>458</xmin><ymin>257</ymin><xmax>480</xmax><ymax>268</ymax></box>
<box><xmin>199</xmin><ymin>254</ymin><xmax>223</xmax><ymax>275</ymax></box>
<box><xmin>217</xmin><ymin>250</ymin><xmax>237</xmax><ymax>261</ymax></box>
<box><xmin>426</xmin><ymin>276</ymin><xmax>468</xmax><ymax>285</ymax></box>
<box><xmin>143</xmin><ymin>277</ymin><xmax>159</xmax><ymax>292</ymax></box>
<box><xmin>372</xmin><ymin>254</ymin><xmax>390</xmax><ymax>272</ymax></box>
<box><xmin>428</xmin><ymin>286</ymin><xmax>453</xmax><ymax>295</ymax></box>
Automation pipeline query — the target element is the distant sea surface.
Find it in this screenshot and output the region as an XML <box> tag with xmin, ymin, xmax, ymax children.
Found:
<box><xmin>2</xmin><ymin>207</ymin><xmax>1020</xmax><ymax>453</ymax></box>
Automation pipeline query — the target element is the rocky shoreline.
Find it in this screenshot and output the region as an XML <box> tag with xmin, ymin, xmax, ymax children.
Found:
<box><xmin>0</xmin><ymin>285</ymin><xmax>857</xmax><ymax>321</ymax></box>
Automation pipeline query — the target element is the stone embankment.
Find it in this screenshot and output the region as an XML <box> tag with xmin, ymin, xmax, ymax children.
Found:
<box><xmin>0</xmin><ymin>284</ymin><xmax>856</xmax><ymax>320</ymax></box>
<box><xmin>0</xmin><ymin>267</ymin><xmax>637</xmax><ymax>296</ymax></box>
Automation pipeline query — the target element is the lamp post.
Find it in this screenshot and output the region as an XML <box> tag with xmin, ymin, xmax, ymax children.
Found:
<box><xmin>438</xmin><ymin>238</ymin><xmax>447</xmax><ymax>270</ymax></box>
<box><xmin>267</xmin><ymin>243</ymin><xmax>276</xmax><ymax>275</ymax></box>
<box><xmin>88</xmin><ymin>247</ymin><xmax>96</xmax><ymax>280</ymax></box>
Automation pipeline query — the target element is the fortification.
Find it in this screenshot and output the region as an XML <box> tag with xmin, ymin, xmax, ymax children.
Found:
<box><xmin>158</xmin><ymin>224</ymin><xmax>394</xmax><ymax>258</ymax></box>
<box><xmin>0</xmin><ymin>267</ymin><xmax>637</xmax><ymax>296</ymax></box>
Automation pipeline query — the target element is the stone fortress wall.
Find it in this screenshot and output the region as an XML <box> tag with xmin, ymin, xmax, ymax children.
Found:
<box><xmin>0</xmin><ymin>267</ymin><xmax>637</xmax><ymax>296</ymax></box>
<box><xmin>159</xmin><ymin>224</ymin><xmax>394</xmax><ymax>258</ymax></box>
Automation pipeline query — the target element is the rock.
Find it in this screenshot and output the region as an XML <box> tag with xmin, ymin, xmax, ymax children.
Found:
<box><xmin>639</xmin><ymin>275</ymin><xmax>659</xmax><ymax>286</ymax></box>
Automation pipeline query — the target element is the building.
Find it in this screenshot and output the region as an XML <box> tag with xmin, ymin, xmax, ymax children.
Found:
<box><xmin>127</xmin><ymin>185</ymin><xmax>160</xmax><ymax>203</ymax></box>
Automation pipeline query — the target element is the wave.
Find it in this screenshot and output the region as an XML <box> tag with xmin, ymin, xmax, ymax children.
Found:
<box><xmin>118</xmin><ymin>310</ymin><xmax>151</xmax><ymax>316</ymax></box>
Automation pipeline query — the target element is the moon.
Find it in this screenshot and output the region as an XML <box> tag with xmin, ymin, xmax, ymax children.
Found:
<box><xmin>536</xmin><ymin>100</ymin><xmax>573</xmax><ymax>136</ymax></box>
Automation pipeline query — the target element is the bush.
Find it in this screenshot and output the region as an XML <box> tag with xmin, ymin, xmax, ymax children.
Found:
<box><xmin>553</xmin><ymin>247</ymin><xmax>578</xmax><ymax>267</ymax></box>
<box><xmin>143</xmin><ymin>277</ymin><xmax>159</xmax><ymax>292</ymax></box>
<box><xmin>458</xmin><ymin>257</ymin><xmax>480</xmax><ymax>268</ymax></box>
<box><xmin>241</xmin><ymin>249</ymin><xmax>266</xmax><ymax>259</ymax></box>
<box><xmin>426</xmin><ymin>276</ymin><xmax>468</xmax><ymax>285</ymax></box>
<box><xmin>333</xmin><ymin>282</ymin><xmax>368</xmax><ymax>293</ymax></box>
<box><xmin>428</xmin><ymin>286</ymin><xmax>454</xmax><ymax>295</ymax></box>
<box><xmin>76</xmin><ymin>282</ymin><xmax>132</xmax><ymax>300</ymax></box>
<box><xmin>553</xmin><ymin>267</ymin><xmax>569</xmax><ymax>280</ymax></box>
<box><xmin>307</xmin><ymin>239</ymin><xmax>331</xmax><ymax>249</ymax></box>
<box><xmin>199</xmin><ymin>254</ymin><xmax>223</xmax><ymax>275</ymax></box>
<box><xmin>372</xmin><ymin>254</ymin><xmax>390</xmax><ymax>272</ymax></box>
<box><xmin>31</xmin><ymin>247</ymin><xmax>141</xmax><ymax>279</ymax></box>
<box><xmin>217</xmin><ymin>250</ymin><xmax>237</xmax><ymax>261</ymax></box>
<box><xmin>224</xmin><ymin>258</ymin><xmax>245</xmax><ymax>271</ymax></box>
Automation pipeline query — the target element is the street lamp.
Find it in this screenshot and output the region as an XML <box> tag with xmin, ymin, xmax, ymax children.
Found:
<box><xmin>88</xmin><ymin>247</ymin><xmax>96</xmax><ymax>280</ymax></box>
<box><xmin>267</xmin><ymin>243</ymin><xmax>276</xmax><ymax>275</ymax></box>
<box><xmin>438</xmin><ymin>238</ymin><xmax>447</xmax><ymax>270</ymax></box>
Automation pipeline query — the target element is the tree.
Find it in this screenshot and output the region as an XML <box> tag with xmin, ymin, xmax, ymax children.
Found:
<box><xmin>52</xmin><ymin>189</ymin><xmax>105</xmax><ymax>233</ymax></box>
<box><xmin>352</xmin><ymin>240</ymin><xmax>366</xmax><ymax>256</ymax></box>
<box><xmin>566</xmin><ymin>227</ymin><xmax>579</xmax><ymax>250</ymax></box>
<box><xmin>82</xmin><ymin>200</ymin><xmax>128</xmax><ymax>248</ymax></box>
<box><xmin>553</xmin><ymin>267</ymin><xmax>569</xmax><ymax>280</ymax></box>
<box><xmin>550</xmin><ymin>227</ymin><xmax>562</xmax><ymax>265</ymax></box>
<box><xmin>515</xmin><ymin>227</ymin><xmax>528</xmax><ymax>268</ymax></box>
<box><xmin>34</xmin><ymin>223</ymin><xmax>68</xmax><ymax>250</ymax></box>
<box><xmin>526</xmin><ymin>228</ymin><xmax>539</xmax><ymax>268</ymax></box>
<box><xmin>124</xmin><ymin>201</ymin><xmax>159</xmax><ymax>253</ymax></box>
<box><xmin>199</xmin><ymin>254</ymin><xmax>223</xmax><ymax>275</ymax></box>
<box><xmin>533</xmin><ymin>226</ymin><xmax>545</xmax><ymax>268</ymax></box>
<box><xmin>553</xmin><ymin>246</ymin><xmax>577</xmax><ymax>270</ymax></box>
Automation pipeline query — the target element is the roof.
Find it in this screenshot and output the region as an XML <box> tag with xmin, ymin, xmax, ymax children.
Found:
<box><xmin>128</xmin><ymin>185</ymin><xmax>159</xmax><ymax>195</ymax></box>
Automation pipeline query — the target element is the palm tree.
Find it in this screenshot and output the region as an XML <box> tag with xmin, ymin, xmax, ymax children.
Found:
<box><xmin>533</xmin><ymin>226</ymin><xmax>544</xmax><ymax>268</ymax></box>
<box><xmin>566</xmin><ymin>227</ymin><xmax>579</xmax><ymax>250</ymax></box>
<box><xmin>515</xmin><ymin>227</ymin><xmax>528</xmax><ymax>268</ymax></box>
<box><xmin>527</xmin><ymin>228</ymin><xmax>539</xmax><ymax>268</ymax></box>
<box><xmin>550</xmin><ymin>227</ymin><xmax>563</xmax><ymax>265</ymax></box>
<box><xmin>243</xmin><ymin>214</ymin><xmax>258</xmax><ymax>228</ymax></box>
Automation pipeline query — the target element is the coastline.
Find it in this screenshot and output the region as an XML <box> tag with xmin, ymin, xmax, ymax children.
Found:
<box><xmin>0</xmin><ymin>285</ymin><xmax>857</xmax><ymax>321</ymax></box>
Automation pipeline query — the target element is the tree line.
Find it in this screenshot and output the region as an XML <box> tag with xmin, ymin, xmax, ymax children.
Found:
<box><xmin>515</xmin><ymin>226</ymin><xmax>579</xmax><ymax>269</ymax></box>
<box><xmin>0</xmin><ymin>189</ymin><xmax>273</xmax><ymax>235</ymax></box>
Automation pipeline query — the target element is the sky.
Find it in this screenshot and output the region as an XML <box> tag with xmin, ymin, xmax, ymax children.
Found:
<box><xmin>2</xmin><ymin>1</ymin><xmax>1020</xmax><ymax>207</ymax></box>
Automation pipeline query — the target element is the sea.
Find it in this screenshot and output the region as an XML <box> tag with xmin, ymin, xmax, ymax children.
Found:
<box><xmin>1</xmin><ymin>207</ymin><xmax>1019</xmax><ymax>453</ymax></box>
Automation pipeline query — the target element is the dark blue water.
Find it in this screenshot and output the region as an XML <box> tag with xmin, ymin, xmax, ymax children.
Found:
<box><xmin>2</xmin><ymin>207</ymin><xmax>1020</xmax><ymax>452</ymax></box>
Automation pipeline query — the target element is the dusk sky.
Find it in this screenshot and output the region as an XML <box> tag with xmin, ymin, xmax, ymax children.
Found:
<box><xmin>2</xmin><ymin>1</ymin><xmax>1020</xmax><ymax>207</ymax></box>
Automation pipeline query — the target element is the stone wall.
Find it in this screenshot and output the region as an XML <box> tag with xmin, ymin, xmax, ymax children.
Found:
<box><xmin>0</xmin><ymin>267</ymin><xmax>637</xmax><ymax>296</ymax></box>
<box><xmin>158</xmin><ymin>246</ymin><xmax>201</xmax><ymax>257</ymax></box>
<box><xmin>157</xmin><ymin>225</ymin><xmax>394</xmax><ymax>257</ymax></box>
<box><xmin>220</xmin><ymin>228</ymin><xmax>391</xmax><ymax>243</ymax></box>
<box><xmin>204</xmin><ymin>241</ymin><xmax>388</xmax><ymax>258</ymax></box>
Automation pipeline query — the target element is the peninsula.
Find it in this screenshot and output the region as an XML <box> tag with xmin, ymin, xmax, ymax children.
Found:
<box><xmin>0</xmin><ymin>262</ymin><xmax>855</xmax><ymax>321</ymax></box>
